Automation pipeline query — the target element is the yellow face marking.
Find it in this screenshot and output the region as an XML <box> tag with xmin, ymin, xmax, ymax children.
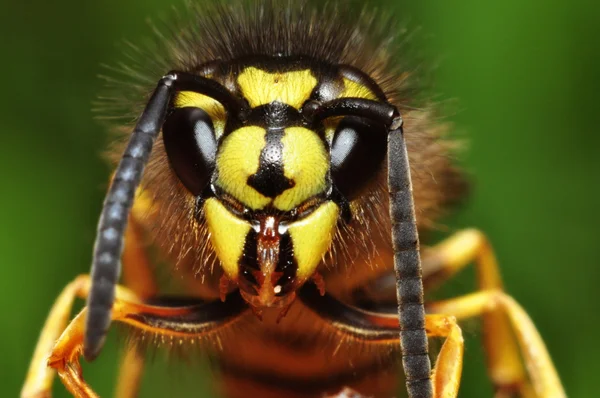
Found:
<box><xmin>273</xmin><ymin>127</ymin><xmax>329</xmax><ymax>211</ymax></box>
<box><xmin>174</xmin><ymin>91</ymin><xmax>227</xmax><ymax>139</ymax></box>
<box><xmin>204</xmin><ymin>198</ymin><xmax>251</xmax><ymax>279</ymax></box>
<box><xmin>322</xmin><ymin>80</ymin><xmax>376</xmax><ymax>145</ymax></box>
<box><xmin>340</xmin><ymin>78</ymin><xmax>377</xmax><ymax>100</ymax></box>
<box><xmin>288</xmin><ymin>201</ymin><xmax>339</xmax><ymax>280</ymax></box>
<box><xmin>237</xmin><ymin>67</ymin><xmax>318</xmax><ymax>109</ymax></box>
<box><xmin>215</xmin><ymin>126</ymin><xmax>271</xmax><ymax>210</ymax></box>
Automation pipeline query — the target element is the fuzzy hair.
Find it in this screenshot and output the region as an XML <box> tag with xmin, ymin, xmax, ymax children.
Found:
<box><xmin>99</xmin><ymin>0</ymin><xmax>467</xmax><ymax>292</ymax></box>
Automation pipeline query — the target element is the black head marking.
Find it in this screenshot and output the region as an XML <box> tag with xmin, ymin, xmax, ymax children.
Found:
<box><xmin>246</xmin><ymin>101</ymin><xmax>303</xmax><ymax>128</ymax></box>
<box><xmin>247</xmin><ymin>129</ymin><xmax>295</xmax><ymax>198</ymax></box>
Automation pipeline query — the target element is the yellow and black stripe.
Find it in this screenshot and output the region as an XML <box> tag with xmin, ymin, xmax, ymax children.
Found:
<box><xmin>97</xmin><ymin>1</ymin><xmax>467</xmax><ymax>397</ymax></box>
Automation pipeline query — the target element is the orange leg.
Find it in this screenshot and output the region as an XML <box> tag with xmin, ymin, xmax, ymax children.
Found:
<box><xmin>422</xmin><ymin>229</ymin><xmax>541</xmax><ymax>397</ymax></box>
<box><xmin>114</xmin><ymin>348</ymin><xmax>145</xmax><ymax>398</ymax></box>
<box><xmin>21</xmin><ymin>276</ymin><xmax>139</xmax><ymax>398</ymax></box>
<box><xmin>427</xmin><ymin>290</ymin><xmax>565</xmax><ymax>398</ymax></box>
<box><xmin>115</xmin><ymin>217</ymin><xmax>158</xmax><ymax>398</ymax></box>
<box><xmin>22</xmin><ymin>193</ymin><xmax>159</xmax><ymax>398</ymax></box>
<box><xmin>298</xmin><ymin>284</ymin><xmax>464</xmax><ymax>398</ymax></box>
<box><xmin>351</xmin><ymin>229</ymin><xmax>564</xmax><ymax>397</ymax></box>
<box><xmin>426</xmin><ymin>314</ymin><xmax>464</xmax><ymax>398</ymax></box>
<box><xmin>37</xmin><ymin>277</ymin><xmax>246</xmax><ymax>398</ymax></box>
<box><xmin>21</xmin><ymin>203</ymin><xmax>246</xmax><ymax>398</ymax></box>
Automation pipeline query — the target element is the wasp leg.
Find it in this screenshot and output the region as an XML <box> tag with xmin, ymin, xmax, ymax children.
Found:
<box><xmin>23</xmin><ymin>274</ymin><xmax>247</xmax><ymax>398</ymax></box>
<box><xmin>115</xmin><ymin>215</ymin><xmax>158</xmax><ymax>398</ymax></box>
<box><xmin>349</xmin><ymin>229</ymin><xmax>564</xmax><ymax>397</ymax></box>
<box><xmin>21</xmin><ymin>276</ymin><xmax>140</xmax><ymax>398</ymax></box>
<box><xmin>428</xmin><ymin>290</ymin><xmax>565</xmax><ymax>398</ymax></box>
<box><xmin>114</xmin><ymin>349</ymin><xmax>145</xmax><ymax>398</ymax></box>
<box><xmin>423</xmin><ymin>229</ymin><xmax>525</xmax><ymax>396</ymax></box>
<box><xmin>298</xmin><ymin>284</ymin><xmax>464</xmax><ymax>398</ymax></box>
<box><xmin>420</xmin><ymin>229</ymin><xmax>565</xmax><ymax>397</ymax></box>
<box><xmin>22</xmin><ymin>207</ymin><xmax>157</xmax><ymax>398</ymax></box>
<box><xmin>55</xmin><ymin>289</ymin><xmax>246</xmax><ymax>398</ymax></box>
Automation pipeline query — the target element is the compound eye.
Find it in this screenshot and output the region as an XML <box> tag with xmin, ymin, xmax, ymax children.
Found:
<box><xmin>330</xmin><ymin>116</ymin><xmax>387</xmax><ymax>200</ymax></box>
<box><xmin>163</xmin><ymin>107</ymin><xmax>217</xmax><ymax>196</ymax></box>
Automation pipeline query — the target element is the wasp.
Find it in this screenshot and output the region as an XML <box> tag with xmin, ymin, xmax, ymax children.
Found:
<box><xmin>21</xmin><ymin>1</ymin><xmax>565</xmax><ymax>397</ymax></box>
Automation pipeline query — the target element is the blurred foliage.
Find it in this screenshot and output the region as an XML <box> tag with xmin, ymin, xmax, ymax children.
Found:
<box><xmin>1</xmin><ymin>0</ymin><xmax>598</xmax><ymax>397</ymax></box>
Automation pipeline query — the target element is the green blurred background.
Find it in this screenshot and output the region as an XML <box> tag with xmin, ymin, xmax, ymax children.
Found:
<box><xmin>1</xmin><ymin>0</ymin><xmax>598</xmax><ymax>397</ymax></box>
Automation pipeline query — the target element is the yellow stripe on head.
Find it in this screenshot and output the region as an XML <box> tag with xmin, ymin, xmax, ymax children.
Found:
<box><xmin>340</xmin><ymin>78</ymin><xmax>377</xmax><ymax>100</ymax></box>
<box><xmin>321</xmin><ymin>80</ymin><xmax>376</xmax><ymax>145</ymax></box>
<box><xmin>237</xmin><ymin>67</ymin><xmax>318</xmax><ymax>109</ymax></box>
<box><xmin>174</xmin><ymin>91</ymin><xmax>227</xmax><ymax>139</ymax></box>
<box><xmin>288</xmin><ymin>201</ymin><xmax>339</xmax><ymax>280</ymax></box>
<box><xmin>273</xmin><ymin>127</ymin><xmax>330</xmax><ymax>211</ymax></box>
<box><xmin>215</xmin><ymin>126</ymin><xmax>271</xmax><ymax>210</ymax></box>
<box><xmin>204</xmin><ymin>198</ymin><xmax>251</xmax><ymax>279</ymax></box>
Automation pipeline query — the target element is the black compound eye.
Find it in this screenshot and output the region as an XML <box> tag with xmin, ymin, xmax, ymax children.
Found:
<box><xmin>162</xmin><ymin>107</ymin><xmax>217</xmax><ymax>196</ymax></box>
<box><xmin>330</xmin><ymin>116</ymin><xmax>387</xmax><ymax>200</ymax></box>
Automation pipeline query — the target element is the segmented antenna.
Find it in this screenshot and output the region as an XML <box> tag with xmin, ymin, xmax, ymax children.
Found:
<box><xmin>309</xmin><ymin>97</ymin><xmax>433</xmax><ymax>397</ymax></box>
<box><xmin>84</xmin><ymin>73</ymin><xmax>176</xmax><ymax>361</ymax></box>
<box><xmin>84</xmin><ymin>71</ymin><xmax>247</xmax><ymax>361</ymax></box>
<box><xmin>388</xmin><ymin>119</ymin><xmax>433</xmax><ymax>398</ymax></box>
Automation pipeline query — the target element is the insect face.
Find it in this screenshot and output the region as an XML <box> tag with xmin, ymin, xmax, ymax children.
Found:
<box><xmin>162</xmin><ymin>58</ymin><xmax>388</xmax><ymax>310</ymax></box>
<box><xmin>20</xmin><ymin>3</ymin><xmax>567</xmax><ymax>397</ymax></box>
